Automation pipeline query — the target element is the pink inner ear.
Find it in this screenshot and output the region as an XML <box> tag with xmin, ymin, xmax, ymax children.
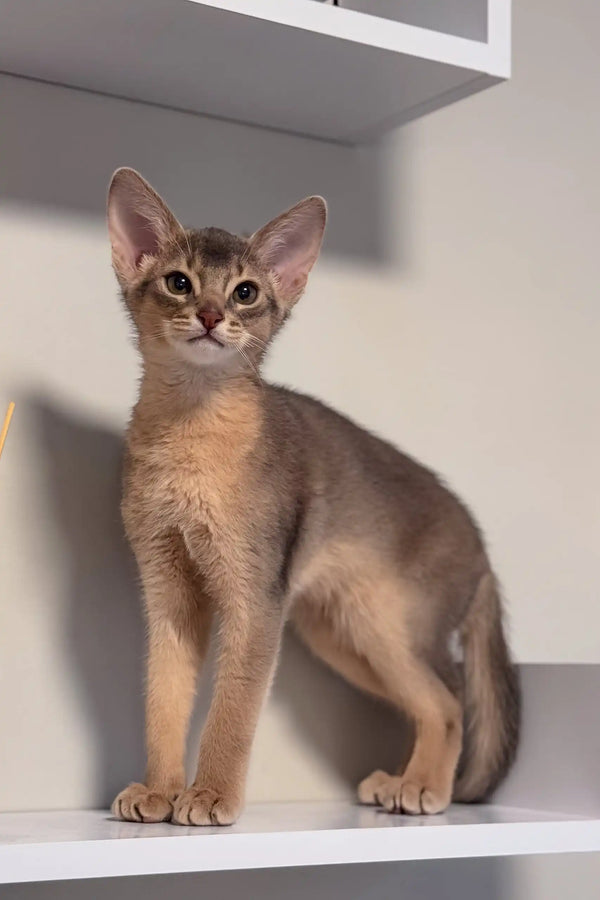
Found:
<box><xmin>257</xmin><ymin>204</ymin><xmax>325</xmax><ymax>300</ymax></box>
<box><xmin>269</xmin><ymin>234</ymin><xmax>320</xmax><ymax>297</ymax></box>
<box><xmin>112</xmin><ymin>200</ymin><xmax>162</xmax><ymax>271</ymax></box>
<box><xmin>272</xmin><ymin>233</ymin><xmax>309</xmax><ymax>277</ymax></box>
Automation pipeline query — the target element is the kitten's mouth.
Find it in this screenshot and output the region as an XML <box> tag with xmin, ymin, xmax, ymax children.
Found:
<box><xmin>187</xmin><ymin>333</ymin><xmax>224</xmax><ymax>347</ymax></box>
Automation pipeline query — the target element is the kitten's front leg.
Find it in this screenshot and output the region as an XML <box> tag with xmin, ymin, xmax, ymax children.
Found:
<box><xmin>112</xmin><ymin>532</ymin><xmax>211</xmax><ymax>823</ymax></box>
<box><xmin>172</xmin><ymin>596</ymin><xmax>283</xmax><ymax>826</ymax></box>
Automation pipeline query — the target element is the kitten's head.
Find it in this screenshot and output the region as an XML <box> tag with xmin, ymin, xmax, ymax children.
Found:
<box><xmin>107</xmin><ymin>168</ymin><xmax>326</xmax><ymax>371</ymax></box>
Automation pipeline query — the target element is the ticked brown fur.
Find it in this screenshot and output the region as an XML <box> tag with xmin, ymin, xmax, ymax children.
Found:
<box><xmin>108</xmin><ymin>169</ymin><xmax>520</xmax><ymax>825</ymax></box>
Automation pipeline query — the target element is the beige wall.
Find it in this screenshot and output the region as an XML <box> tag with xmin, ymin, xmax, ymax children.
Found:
<box><xmin>0</xmin><ymin>0</ymin><xmax>598</xmax><ymax>860</ymax></box>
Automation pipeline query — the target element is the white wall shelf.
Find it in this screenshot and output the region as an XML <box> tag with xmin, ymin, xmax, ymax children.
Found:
<box><xmin>3</xmin><ymin>668</ymin><xmax>599</xmax><ymax>884</ymax></box>
<box><xmin>1</xmin><ymin>802</ymin><xmax>599</xmax><ymax>885</ymax></box>
<box><xmin>0</xmin><ymin>0</ymin><xmax>510</xmax><ymax>143</ymax></box>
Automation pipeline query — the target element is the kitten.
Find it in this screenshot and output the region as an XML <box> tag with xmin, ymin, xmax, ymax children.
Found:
<box><xmin>108</xmin><ymin>168</ymin><xmax>520</xmax><ymax>825</ymax></box>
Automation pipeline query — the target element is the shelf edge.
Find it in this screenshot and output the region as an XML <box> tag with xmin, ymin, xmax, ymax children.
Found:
<box><xmin>2</xmin><ymin>817</ymin><xmax>600</xmax><ymax>884</ymax></box>
<box><xmin>189</xmin><ymin>0</ymin><xmax>509</xmax><ymax>77</ymax></box>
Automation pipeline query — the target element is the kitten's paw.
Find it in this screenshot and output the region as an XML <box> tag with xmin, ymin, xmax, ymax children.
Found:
<box><xmin>111</xmin><ymin>783</ymin><xmax>173</xmax><ymax>823</ymax></box>
<box><xmin>357</xmin><ymin>769</ymin><xmax>391</xmax><ymax>805</ymax></box>
<box><xmin>172</xmin><ymin>786</ymin><xmax>241</xmax><ymax>826</ymax></box>
<box><xmin>357</xmin><ymin>770</ymin><xmax>450</xmax><ymax>815</ymax></box>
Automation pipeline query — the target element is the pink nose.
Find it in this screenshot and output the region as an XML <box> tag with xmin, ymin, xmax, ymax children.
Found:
<box><xmin>197</xmin><ymin>309</ymin><xmax>223</xmax><ymax>331</ymax></box>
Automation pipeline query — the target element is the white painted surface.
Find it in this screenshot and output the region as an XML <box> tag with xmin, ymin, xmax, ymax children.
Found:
<box><xmin>0</xmin><ymin>0</ymin><xmax>508</xmax><ymax>142</ymax></box>
<box><xmin>189</xmin><ymin>0</ymin><xmax>502</xmax><ymax>68</ymax></box>
<box><xmin>1</xmin><ymin>804</ymin><xmax>599</xmax><ymax>884</ymax></box>
<box><xmin>339</xmin><ymin>0</ymin><xmax>488</xmax><ymax>41</ymax></box>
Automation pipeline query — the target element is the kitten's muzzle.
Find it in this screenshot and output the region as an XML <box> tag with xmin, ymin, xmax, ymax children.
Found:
<box><xmin>187</xmin><ymin>331</ymin><xmax>224</xmax><ymax>347</ymax></box>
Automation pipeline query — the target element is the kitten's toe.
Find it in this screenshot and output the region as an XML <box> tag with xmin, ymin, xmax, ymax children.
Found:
<box><xmin>420</xmin><ymin>788</ymin><xmax>449</xmax><ymax>814</ymax></box>
<box><xmin>210</xmin><ymin>796</ymin><xmax>241</xmax><ymax>826</ymax></box>
<box><xmin>389</xmin><ymin>778</ymin><xmax>450</xmax><ymax>815</ymax></box>
<box><xmin>111</xmin><ymin>783</ymin><xmax>173</xmax><ymax>823</ymax></box>
<box><xmin>357</xmin><ymin>769</ymin><xmax>391</xmax><ymax>805</ymax></box>
<box><xmin>381</xmin><ymin>780</ymin><xmax>421</xmax><ymax>814</ymax></box>
<box><xmin>172</xmin><ymin>786</ymin><xmax>241</xmax><ymax>826</ymax></box>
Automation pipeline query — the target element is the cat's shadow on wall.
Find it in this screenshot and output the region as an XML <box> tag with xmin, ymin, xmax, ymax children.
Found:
<box><xmin>31</xmin><ymin>396</ymin><xmax>407</xmax><ymax>807</ymax></box>
<box><xmin>31</xmin><ymin>396</ymin><xmax>145</xmax><ymax>806</ymax></box>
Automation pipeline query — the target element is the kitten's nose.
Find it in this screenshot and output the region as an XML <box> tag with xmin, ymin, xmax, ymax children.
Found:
<box><xmin>197</xmin><ymin>309</ymin><xmax>223</xmax><ymax>331</ymax></box>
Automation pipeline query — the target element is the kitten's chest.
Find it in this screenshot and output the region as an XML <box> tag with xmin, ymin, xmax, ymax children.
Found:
<box><xmin>138</xmin><ymin>441</ymin><xmax>235</xmax><ymax>521</ymax></box>
<box><xmin>125</xmin><ymin>398</ymin><xmax>261</xmax><ymax>537</ymax></box>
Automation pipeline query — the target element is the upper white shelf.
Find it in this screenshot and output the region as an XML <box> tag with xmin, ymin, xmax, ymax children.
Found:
<box><xmin>0</xmin><ymin>0</ymin><xmax>510</xmax><ymax>143</ymax></box>
<box><xmin>1</xmin><ymin>801</ymin><xmax>599</xmax><ymax>884</ymax></box>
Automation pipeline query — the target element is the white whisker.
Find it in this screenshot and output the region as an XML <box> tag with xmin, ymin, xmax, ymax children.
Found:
<box><xmin>233</xmin><ymin>339</ymin><xmax>261</xmax><ymax>380</ymax></box>
<box><xmin>244</xmin><ymin>334</ymin><xmax>269</xmax><ymax>350</ymax></box>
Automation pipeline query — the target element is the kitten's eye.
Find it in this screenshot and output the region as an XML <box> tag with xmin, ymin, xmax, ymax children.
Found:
<box><xmin>166</xmin><ymin>271</ymin><xmax>192</xmax><ymax>295</ymax></box>
<box><xmin>233</xmin><ymin>281</ymin><xmax>258</xmax><ymax>305</ymax></box>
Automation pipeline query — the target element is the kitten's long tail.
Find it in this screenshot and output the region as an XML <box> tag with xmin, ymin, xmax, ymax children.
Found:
<box><xmin>454</xmin><ymin>571</ymin><xmax>521</xmax><ymax>802</ymax></box>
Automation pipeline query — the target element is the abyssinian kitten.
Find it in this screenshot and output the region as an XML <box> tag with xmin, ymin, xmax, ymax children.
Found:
<box><xmin>108</xmin><ymin>168</ymin><xmax>520</xmax><ymax>826</ymax></box>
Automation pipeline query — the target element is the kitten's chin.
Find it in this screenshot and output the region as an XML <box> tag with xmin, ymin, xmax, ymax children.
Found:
<box><xmin>172</xmin><ymin>337</ymin><xmax>238</xmax><ymax>369</ymax></box>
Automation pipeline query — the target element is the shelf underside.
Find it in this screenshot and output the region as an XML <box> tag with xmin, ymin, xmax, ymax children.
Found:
<box><xmin>0</xmin><ymin>0</ymin><xmax>503</xmax><ymax>143</ymax></box>
<box><xmin>1</xmin><ymin>802</ymin><xmax>599</xmax><ymax>883</ymax></box>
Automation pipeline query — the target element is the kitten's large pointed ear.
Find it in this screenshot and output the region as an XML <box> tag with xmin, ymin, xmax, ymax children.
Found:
<box><xmin>250</xmin><ymin>196</ymin><xmax>327</xmax><ymax>305</ymax></box>
<box><xmin>107</xmin><ymin>168</ymin><xmax>183</xmax><ymax>284</ymax></box>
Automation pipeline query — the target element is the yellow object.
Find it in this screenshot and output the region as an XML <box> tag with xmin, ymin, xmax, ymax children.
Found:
<box><xmin>0</xmin><ymin>402</ymin><xmax>15</xmax><ymax>462</ymax></box>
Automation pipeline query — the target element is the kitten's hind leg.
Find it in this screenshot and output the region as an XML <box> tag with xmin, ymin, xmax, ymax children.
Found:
<box><xmin>357</xmin><ymin>647</ymin><xmax>463</xmax><ymax>815</ymax></box>
<box><xmin>293</xmin><ymin>593</ymin><xmax>462</xmax><ymax>814</ymax></box>
<box><xmin>293</xmin><ymin>607</ymin><xmax>389</xmax><ymax>701</ymax></box>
